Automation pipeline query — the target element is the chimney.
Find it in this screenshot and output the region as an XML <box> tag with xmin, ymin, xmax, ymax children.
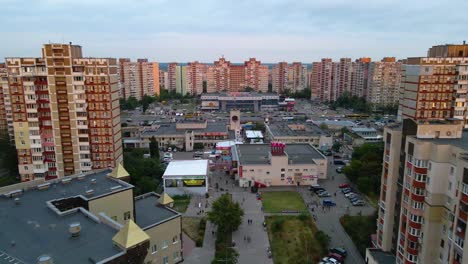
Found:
<box><xmin>69</xmin><ymin>222</ymin><xmax>81</xmax><ymax>237</ymax></box>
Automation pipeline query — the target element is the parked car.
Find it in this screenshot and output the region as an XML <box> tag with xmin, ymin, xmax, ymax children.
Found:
<box><xmin>352</xmin><ymin>200</ymin><xmax>365</xmax><ymax>206</ymax></box>
<box><xmin>308</xmin><ymin>184</ymin><xmax>322</xmax><ymax>191</ymax></box>
<box><xmin>322</xmin><ymin>199</ymin><xmax>336</xmax><ymax>206</ymax></box>
<box><xmin>349</xmin><ymin>197</ymin><xmax>360</xmax><ymax>203</ymax></box>
<box><xmin>339</xmin><ymin>183</ymin><xmax>350</xmax><ymax>188</ymax></box>
<box><xmin>344</xmin><ymin>192</ymin><xmax>356</xmax><ymax>198</ymax></box>
<box><xmin>318</xmin><ymin>191</ymin><xmax>331</xmax><ymax>197</ymax></box>
<box><xmin>330</xmin><ymin>247</ymin><xmax>347</xmax><ymax>257</ymax></box>
<box><xmin>328</xmin><ymin>252</ymin><xmax>345</xmax><ymax>262</ymax></box>
<box><xmin>336</xmin><ymin>167</ymin><xmax>343</xmax><ymax>173</ymax></box>
<box><xmin>314</xmin><ymin>188</ymin><xmax>326</xmax><ymax>194</ymax></box>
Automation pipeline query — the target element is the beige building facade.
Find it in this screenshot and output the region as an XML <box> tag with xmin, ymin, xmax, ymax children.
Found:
<box><xmin>2</xmin><ymin>43</ymin><xmax>122</xmax><ymax>181</ymax></box>
<box><xmin>234</xmin><ymin>143</ymin><xmax>327</xmax><ymax>187</ymax></box>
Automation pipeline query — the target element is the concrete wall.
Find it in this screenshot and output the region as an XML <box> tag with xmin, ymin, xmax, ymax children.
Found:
<box><xmin>144</xmin><ymin>216</ymin><xmax>183</xmax><ymax>264</ymax></box>
<box><xmin>88</xmin><ymin>189</ymin><xmax>134</xmax><ymax>225</ymax></box>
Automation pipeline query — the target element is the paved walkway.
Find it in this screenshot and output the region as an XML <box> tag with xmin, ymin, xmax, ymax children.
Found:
<box><xmin>183</xmin><ymin>169</ymin><xmax>272</xmax><ymax>264</ymax></box>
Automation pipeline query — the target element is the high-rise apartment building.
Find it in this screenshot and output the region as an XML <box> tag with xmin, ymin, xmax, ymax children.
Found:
<box><xmin>427</xmin><ymin>42</ymin><xmax>468</xmax><ymax>58</ymax></box>
<box><xmin>373</xmin><ymin>43</ymin><xmax>468</xmax><ymax>264</ymax></box>
<box><xmin>118</xmin><ymin>59</ymin><xmax>160</xmax><ymax>99</ymax></box>
<box><xmin>0</xmin><ymin>63</ymin><xmax>10</xmax><ymax>135</ymax></box>
<box><xmin>366</xmin><ymin>57</ymin><xmax>402</xmax><ymax>106</ymax></box>
<box><xmin>310</xmin><ymin>58</ymin><xmax>334</xmax><ymax>102</ymax></box>
<box><xmin>351</xmin><ymin>57</ymin><xmax>371</xmax><ymax>98</ymax></box>
<box><xmin>272</xmin><ymin>62</ymin><xmax>288</xmax><ymax>94</ymax></box>
<box><xmin>229</xmin><ymin>65</ymin><xmax>245</xmax><ymax>92</ymax></box>
<box><xmin>175</xmin><ymin>65</ymin><xmax>187</xmax><ymax>95</ymax></box>
<box><xmin>2</xmin><ymin>43</ymin><xmax>122</xmax><ymax>181</ymax></box>
<box><xmin>332</xmin><ymin>58</ymin><xmax>352</xmax><ymax>100</ymax></box>
<box><xmin>117</xmin><ymin>58</ymin><xmax>130</xmax><ymax>98</ymax></box>
<box><xmin>207</xmin><ymin>57</ymin><xmax>230</xmax><ymax>93</ymax></box>
<box><xmin>167</xmin><ymin>62</ymin><xmax>178</xmax><ymax>92</ymax></box>
<box><xmin>272</xmin><ymin>62</ymin><xmax>307</xmax><ymax>94</ymax></box>
<box><xmin>244</xmin><ymin>58</ymin><xmax>268</xmax><ymax>93</ymax></box>
<box><xmin>187</xmin><ymin>61</ymin><xmax>204</xmax><ymax>95</ymax></box>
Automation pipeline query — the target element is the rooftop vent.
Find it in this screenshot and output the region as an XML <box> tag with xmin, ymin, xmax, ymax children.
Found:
<box><xmin>69</xmin><ymin>222</ymin><xmax>81</xmax><ymax>237</ymax></box>
<box><xmin>90</xmin><ymin>179</ymin><xmax>96</xmax><ymax>184</ymax></box>
<box><xmin>37</xmin><ymin>183</ymin><xmax>51</xmax><ymax>190</ymax></box>
<box><xmin>61</xmin><ymin>178</ymin><xmax>72</xmax><ymax>184</ymax></box>
<box><xmin>110</xmin><ymin>185</ymin><xmax>121</xmax><ymax>191</ymax></box>
<box><xmin>85</xmin><ymin>189</ymin><xmax>94</xmax><ymax>196</ymax></box>
<box><xmin>77</xmin><ymin>174</ymin><xmax>85</xmax><ymax>180</ymax></box>
<box><xmin>14</xmin><ymin>198</ymin><xmax>20</xmax><ymax>205</ymax></box>
<box><xmin>37</xmin><ymin>254</ymin><xmax>54</xmax><ymax>264</ymax></box>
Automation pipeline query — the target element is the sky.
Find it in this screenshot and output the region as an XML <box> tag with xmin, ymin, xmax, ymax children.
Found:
<box><xmin>1</xmin><ymin>0</ymin><xmax>467</xmax><ymax>63</ymax></box>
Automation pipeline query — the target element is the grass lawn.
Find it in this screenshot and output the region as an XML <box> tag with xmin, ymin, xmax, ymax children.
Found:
<box><xmin>266</xmin><ymin>215</ymin><xmax>326</xmax><ymax>264</ymax></box>
<box><xmin>366</xmin><ymin>193</ymin><xmax>379</xmax><ymax>208</ymax></box>
<box><xmin>172</xmin><ymin>195</ymin><xmax>191</xmax><ymax>213</ymax></box>
<box><xmin>340</xmin><ymin>214</ymin><xmax>377</xmax><ymax>257</ymax></box>
<box><xmin>262</xmin><ymin>191</ymin><xmax>307</xmax><ymax>213</ymax></box>
<box><xmin>182</xmin><ymin>217</ymin><xmax>206</xmax><ymax>247</ymax></box>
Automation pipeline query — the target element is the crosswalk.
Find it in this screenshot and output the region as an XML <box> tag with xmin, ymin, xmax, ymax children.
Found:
<box><xmin>0</xmin><ymin>251</ymin><xmax>27</xmax><ymax>264</ymax></box>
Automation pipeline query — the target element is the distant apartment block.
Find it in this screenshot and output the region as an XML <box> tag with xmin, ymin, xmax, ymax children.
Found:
<box><xmin>118</xmin><ymin>59</ymin><xmax>160</xmax><ymax>99</ymax></box>
<box><xmin>366</xmin><ymin>57</ymin><xmax>402</xmax><ymax>106</ymax></box>
<box><xmin>310</xmin><ymin>58</ymin><xmax>334</xmax><ymax>101</ymax></box>
<box><xmin>272</xmin><ymin>62</ymin><xmax>307</xmax><ymax>94</ymax></box>
<box><xmin>351</xmin><ymin>58</ymin><xmax>371</xmax><ymax>98</ymax></box>
<box><xmin>167</xmin><ymin>62</ymin><xmax>178</xmax><ymax>92</ymax></box>
<box><xmin>2</xmin><ymin>43</ymin><xmax>122</xmax><ymax>181</ymax></box>
<box><xmin>186</xmin><ymin>61</ymin><xmax>205</xmax><ymax>95</ymax></box>
<box><xmin>207</xmin><ymin>57</ymin><xmax>268</xmax><ymax>93</ymax></box>
<box><xmin>333</xmin><ymin>58</ymin><xmax>352</xmax><ymax>100</ymax></box>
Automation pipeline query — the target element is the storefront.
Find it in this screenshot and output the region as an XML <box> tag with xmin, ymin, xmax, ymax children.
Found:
<box><xmin>162</xmin><ymin>160</ymin><xmax>209</xmax><ymax>195</ymax></box>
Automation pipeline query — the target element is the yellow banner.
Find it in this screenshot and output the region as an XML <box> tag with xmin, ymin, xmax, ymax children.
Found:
<box><xmin>183</xmin><ymin>180</ymin><xmax>205</xmax><ymax>186</ymax></box>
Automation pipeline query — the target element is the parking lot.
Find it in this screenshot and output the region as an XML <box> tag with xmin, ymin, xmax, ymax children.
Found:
<box><xmin>298</xmin><ymin>158</ymin><xmax>375</xmax><ymax>264</ymax></box>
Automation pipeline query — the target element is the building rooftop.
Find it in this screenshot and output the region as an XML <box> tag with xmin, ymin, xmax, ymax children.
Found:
<box><xmin>245</xmin><ymin>130</ymin><xmax>264</xmax><ymax>139</ymax></box>
<box><xmin>134</xmin><ymin>193</ymin><xmax>180</xmax><ymax>229</ymax></box>
<box><xmin>201</xmin><ymin>92</ymin><xmax>279</xmax><ymax>98</ymax></box>
<box><xmin>236</xmin><ymin>143</ymin><xmax>326</xmax><ymax>165</ymax></box>
<box><xmin>0</xmin><ymin>169</ymin><xmax>133</xmax><ymax>264</ymax></box>
<box><xmin>351</xmin><ymin>127</ymin><xmax>377</xmax><ymax>133</ymax></box>
<box><xmin>417</xmin><ymin>130</ymin><xmax>468</xmax><ymax>151</ymax></box>
<box><xmin>267</xmin><ymin>122</ymin><xmax>327</xmax><ymax>137</ymax></box>
<box><xmin>367</xmin><ymin>249</ymin><xmax>396</xmax><ymax>264</ymax></box>
<box><xmin>141</xmin><ymin>122</ymin><xmax>227</xmax><ymax>137</ymax></box>
<box><xmin>163</xmin><ymin>160</ymin><xmax>209</xmax><ymax>177</ymax></box>
<box><xmin>312</xmin><ymin>119</ymin><xmax>356</xmax><ymax>127</ymax></box>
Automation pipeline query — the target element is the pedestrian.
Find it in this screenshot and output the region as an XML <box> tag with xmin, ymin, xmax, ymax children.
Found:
<box><xmin>212</xmin><ymin>230</ymin><xmax>215</xmax><ymax>236</ymax></box>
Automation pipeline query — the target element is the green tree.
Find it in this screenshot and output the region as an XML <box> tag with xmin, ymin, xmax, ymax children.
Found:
<box><xmin>332</xmin><ymin>141</ymin><xmax>342</xmax><ymax>152</ymax></box>
<box><xmin>319</xmin><ymin>123</ymin><xmax>328</xmax><ymax>130</ymax></box>
<box><xmin>120</xmin><ymin>96</ymin><xmax>139</xmax><ymax>110</ymax></box>
<box><xmin>123</xmin><ymin>148</ymin><xmax>165</xmax><ymax>195</ymax></box>
<box><xmin>203</xmin><ymin>80</ymin><xmax>207</xmax><ymax>93</ymax></box>
<box><xmin>208</xmin><ymin>194</ymin><xmax>244</xmax><ymax>234</ymax></box>
<box><xmin>0</xmin><ymin>134</ymin><xmax>19</xmax><ymax>186</ymax></box>
<box><xmin>193</xmin><ymin>143</ymin><xmax>204</xmax><ymax>150</ymax></box>
<box><xmin>149</xmin><ymin>136</ymin><xmax>160</xmax><ymax>160</ymax></box>
<box><xmin>140</xmin><ymin>95</ymin><xmax>156</xmax><ymax>113</ymax></box>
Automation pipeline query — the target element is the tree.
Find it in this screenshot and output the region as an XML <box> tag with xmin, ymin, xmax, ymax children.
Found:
<box><xmin>208</xmin><ymin>194</ymin><xmax>244</xmax><ymax>234</ymax></box>
<box><xmin>193</xmin><ymin>143</ymin><xmax>204</xmax><ymax>150</ymax></box>
<box><xmin>319</xmin><ymin>123</ymin><xmax>328</xmax><ymax>130</ymax></box>
<box><xmin>149</xmin><ymin>137</ymin><xmax>160</xmax><ymax>160</ymax></box>
<box><xmin>123</xmin><ymin>148</ymin><xmax>165</xmax><ymax>195</ymax></box>
<box><xmin>140</xmin><ymin>95</ymin><xmax>156</xmax><ymax>113</ymax></box>
<box><xmin>332</xmin><ymin>141</ymin><xmax>342</xmax><ymax>152</ymax></box>
<box><xmin>120</xmin><ymin>96</ymin><xmax>139</xmax><ymax>110</ymax></box>
<box><xmin>203</xmin><ymin>81</ymin><xmax>207</xmax><ymax>93</ymax></box>
<box><xmin>0</xmin><ymin>134</ymin><xmax>19</xmax><ymax>186</ymax></box>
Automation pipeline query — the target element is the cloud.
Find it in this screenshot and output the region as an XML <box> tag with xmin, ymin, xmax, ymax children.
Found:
<box><xmin>0</xmin><ymin>0</ymin><xmax>467</xmax><ymax>62</ymax></box>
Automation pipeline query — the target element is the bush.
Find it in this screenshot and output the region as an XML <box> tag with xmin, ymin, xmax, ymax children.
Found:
<box><xmin>271</xmin><ymin>218</ymin><xmax>285</xmax><ymax>232</ymax></box>
<box><xmin>315</xmin><ymin>230</ymin><xmax>330</xmax><ymax>252</ymax></box>
<box><xmin>298</xmin><ymin>212</ymin><xmax>309</xmax><ymax>222</ymax></box>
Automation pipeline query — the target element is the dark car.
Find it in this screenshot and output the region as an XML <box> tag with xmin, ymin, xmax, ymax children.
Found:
<box><xmin>330</xmin><ymin>247</ymin><xmax>347</xmax><ymax>257</ymax></box>
<box><xmin>314</xmin><ymin>188</ymin><xmax>326</xmax><ymax>194</ymax></box>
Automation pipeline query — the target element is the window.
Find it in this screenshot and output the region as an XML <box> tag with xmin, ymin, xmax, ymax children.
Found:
<box><xmin>266</xmin><ymin>171</ymin><xmax>270</xmax><ymax>175</ymax></box>
<box><xmin>414</xmin><ymin>173</ymin><xmax>427</xmax><ymax>182</ymax></box>
<box><xmin>409</xmin><ymin>227</ymin><xmax>421</xmax><ymax>237</ymax></box>
<box><xmin>151</xmin><ymin>244</ymin><xmax>157</xmax><ymax>253</ymax></box>
<box><xmin>288</xmin><ymin>169</ymin><xmax>292</xmax><ymax>172</ymax></box>
<box><xmin>173</xmin><ymin>235</ymin><xmax>178</xmax><ymax>243</ymax></box>
<box><xmin>280</xmin><ymin>173</ymin><xmax>285</xmax><ymax>181</ymax></box>
<box><xmin>162</xmin><ymin>240</ymin><xmax>168</xmax><ymax>249</ymax></box>
<box><xmin>412</xmin><ymin>187</ymin><xmax>425</xmax><ymax>196</ymax></box>
<box><xmin>410</xmin><ymin>214</ymin><xmax>423</xmax><ymax>223</ymax></box>
<box><xmin>412</xmin><ymin>201</ymin><xmax>423</xmax><ymax>209</ymax></box>
<box><xmin>124</xmin><ymin>211</ymin><xmax>131</xmax><ymax>220</ymax></box>
<box><xmin>173</xmin><ymin>251</ymin><xmax>179</xmax><ymax>260</ymax></box>
<box><xmin>440</xmin><ymin>239</ymin><xmax>445</xmax><ymax>248</ymax></box>
<box><xmin>163</xmin><ymin>256</ymin><xmax>169</xmax><ymax>264</ymax></box>
<box><xmin>448</xmin><ymin>181</ymin><xmax>452</xmax><ymax>191</ymax></box>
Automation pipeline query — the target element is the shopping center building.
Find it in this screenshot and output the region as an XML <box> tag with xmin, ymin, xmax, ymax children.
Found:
<box><xmin>201</xmin><ymin>92</ymin><xmax>280</xmax><ymax>112</ymax></box>
<box><xmin>232</xmin><ymin>143</ymin><xmax>328</xmax><ymax>187</ymax></box>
